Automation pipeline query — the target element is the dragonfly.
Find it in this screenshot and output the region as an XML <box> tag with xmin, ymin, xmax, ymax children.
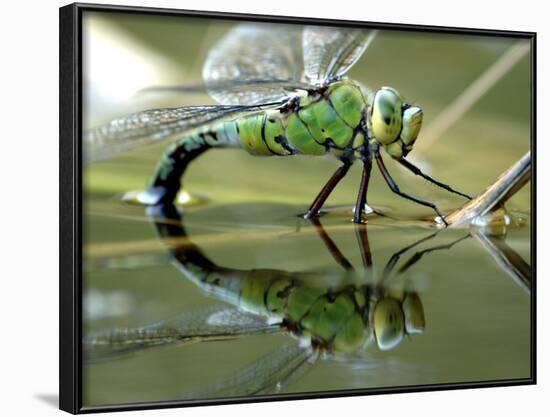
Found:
<box><xmin>86</xmin><ymin>23</ymin><xmax>472</xmax><ymax>225</ymax></box>
<box><xmin>85</xmin><ymin>205</ymin><xmax>477</xmax><ymax>398</ymax></box>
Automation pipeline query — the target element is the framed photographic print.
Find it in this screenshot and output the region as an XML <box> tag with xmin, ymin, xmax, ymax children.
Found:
<box><xmin>59</xmin><ymin>2</ymin><xmax>536</xmax><ymax>414</ymax></box>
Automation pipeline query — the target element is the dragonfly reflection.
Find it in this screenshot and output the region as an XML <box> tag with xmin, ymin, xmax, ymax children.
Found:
<box><xmin>85</xmin><ymin>205</ymin><xmax>488</xmax><ymax>398</ymax></box>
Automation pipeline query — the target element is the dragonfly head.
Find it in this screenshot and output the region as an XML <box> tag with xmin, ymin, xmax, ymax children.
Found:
<box><xmin>373</xmin><ymin>292</ymin><xmax>425</xmax><ymax>351</ymax></box>
<box><xmin>370</xmin><ymin>86</ymin><xmax>423</xmax><ymax>159</ymax></box>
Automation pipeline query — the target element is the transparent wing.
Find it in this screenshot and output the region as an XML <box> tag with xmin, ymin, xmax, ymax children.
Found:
<box><xmin>180</xmin><ymin>344</ymin><xmax>316</xmax><ymax>399</ymax></box>
<box><xmin>302</xmin><ymin>26</ymin><xmax>378</xmax><ymax>85</ymax></box>
<box><xmin>139</xmin><ymin>79</ymin><xmax>307</xmax><ymax>96</ymax></box>
<box><xmin>140</xmin><ymin>24</ymin><xmax>377</xmax><ymax>106</ymax></box>
<box><xmin>203</xmin><ymin>23</ymin><xmax>306</xmax><ymax>105</ymax></box>
<box><xmin>84</xmin><ymin>101</ymin><xmax>284</xmax><ymax>161</ymax></box>
<box><xmin>83</xmin><ymin>306</ymin><xmax>282</xmax><ymax>362</ymax></box>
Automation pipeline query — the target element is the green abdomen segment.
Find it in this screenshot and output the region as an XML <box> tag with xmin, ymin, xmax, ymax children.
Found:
<box><xmin>147</xmin><ymin>120</ymin><xmax>242</xmax><ymax>202</ymax></box>
<box><xmin>237</xmin><ymin>80</ymin><xmax>368</xmax><ymax>157</ymax></box>
<box><xmin>180</xmin><ymin>263</ymin><xmax>368</xmax><ymax>353</ymax></box>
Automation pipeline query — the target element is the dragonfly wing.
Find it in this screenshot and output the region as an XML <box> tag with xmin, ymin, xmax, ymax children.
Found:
<box><xmin>84</xmin><ymin>101</ymin><xmax>283</xmax><ymax>161</ymax></box>
<box><xmin>302</xmin><ymin>26</ymin><xmax>378</xmax><ymax>85</ymax></box>
<box><xmin>180</xmin><ymin>344</ymin><xmax>316</xmax><ymax>399</ymax></box>
<box><xmin>203</xmin><ymin>23</ymin><xmax>307</xmax><ymax>105</ymax></box>
<box><xmin>139</xmin><ymin>79</ymin><xmax>307</xmax><ymax>96</ymax></box>
<box><xmin>83</xmin><ymin>306</ymin><xmax>281</xmax><ymax>362</ymax></box>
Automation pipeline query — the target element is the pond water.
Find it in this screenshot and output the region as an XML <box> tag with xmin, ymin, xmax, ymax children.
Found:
<box><xmin>81</xmin><ymin>12</ymin><xmax>532</xmax><ymax>408</ymax></box>
<box><xmin>82</xmin><ymin>163</ymin><xmax>531</xmax><ymax>406</ymax></box>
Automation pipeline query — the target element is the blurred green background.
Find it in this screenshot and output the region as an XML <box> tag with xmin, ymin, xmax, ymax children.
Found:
<box><xmin>81</xmin><ymin>11</ymin><xmax>531</xmax><ymax>407</ymax></box>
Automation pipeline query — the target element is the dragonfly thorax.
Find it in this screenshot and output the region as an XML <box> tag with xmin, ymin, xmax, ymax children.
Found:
<box><xmin>370</xmin><ymin>86</ymin><xmax>423</xmax><ymax>159</ymax></box>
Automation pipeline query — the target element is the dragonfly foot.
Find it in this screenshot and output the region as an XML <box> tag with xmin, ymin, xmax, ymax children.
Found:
<box><xmin>352</xmin><ymin>203</ymin><xmax>377</xmax><ymax>223</ymax></box>
<box><xmin>301</xmin><ymin>211</ymin><xmax>325</xmax><ymax>220</ymax></box>
<box><xmin>434</xmin><ymin>215</ymin><xmax>449</xmax><ymax>228</ymax></box>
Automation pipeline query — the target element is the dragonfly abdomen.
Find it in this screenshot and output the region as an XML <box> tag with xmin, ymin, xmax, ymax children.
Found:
<box><xmin>146</xmin><ymin>120</ymin><xmax>242</xmax><ymax>203</ymax></box>
<box><xmin>235</xmin><ymin>112</ymin><xmax>292</xmax><ymax>156</ymax></box>
<box><xmin>176</xmin><ymin>120</ymin><xmax>242</xmax><ymax>153</ymax></box>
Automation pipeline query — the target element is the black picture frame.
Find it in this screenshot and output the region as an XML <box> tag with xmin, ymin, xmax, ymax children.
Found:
<box><xmin>59</xmin><ymin>2</ymin><xmax>537</xmax><ymax>414</ymax></box>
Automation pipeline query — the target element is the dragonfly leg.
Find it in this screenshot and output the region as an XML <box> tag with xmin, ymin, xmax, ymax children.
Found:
<box><xmin>353</xmin><ymin>158</ymin><xmax>373</xmax><ymax>223</ymax></box>
<box><xmin>398</xmin><ymin>158</ymin><xmax>472</xmax><ymax>200</ymax></box>
<box><xmin>308</xmin><ymin>217</ymin><xmax>354</xmax><ymax>271</ymax></box>
<box><xmin>396</xmin><ymin>233</ymin><xmax>470</xmax><ymax>274</ymax></box>
<box><xmin>375</xmin><ymin>151</ymin><xmax>449</xmax><ymax>226</ymax></box>
<box><xmin>354</xmin><ymin>223</ymin><xmax>373</xmax><ymax>269</ymax></box>
<box><xmin>304</xmin><ymin>162</ymin><xmax>351</xmax><ymax>219</ymax></box>
<box><xmin>382</xmin><ymin>231</ymin><xmax>439</xmax><ymax>278</ymax></box>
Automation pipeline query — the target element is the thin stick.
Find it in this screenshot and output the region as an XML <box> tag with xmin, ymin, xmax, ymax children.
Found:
<box><xmin>418</xmin><ymin>41</ymin><xmax>530</xmax><ymax>151</ymax></box>
<box><xmin>446</xmin><ymin>151</ymin><xmax>530</xmax><ymax>227</ymax></box>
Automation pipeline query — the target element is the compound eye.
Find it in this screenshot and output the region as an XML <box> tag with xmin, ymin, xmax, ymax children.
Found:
<box><xmin>371</xmin><ymin>87</ymin><xmax>403</xmax><ymax>145</ymax></box>
<box><xmin>402</xmin><ymin>292</ymin><xmax>425</xmax><ymax>334</ymax></box>
<box><xmin>373</xmin><ymin>297</ymin><xmax>405</xmax><ymax>351</ymax></box>
<box><xmin>400</xmin><ymin>106</ymin><xmax>423</xmax><ymax>145</ymax></box>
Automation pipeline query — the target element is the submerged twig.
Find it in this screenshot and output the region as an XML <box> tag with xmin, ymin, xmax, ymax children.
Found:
<box><xmin>473</xmin><ymin>232</ymin><xmax>531</xmax><ymax>294</ymax></box>
<box><xmin>446</xmin><ymin>151</ymin><xmax>531</xmax><ymax>227</ymax></box>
